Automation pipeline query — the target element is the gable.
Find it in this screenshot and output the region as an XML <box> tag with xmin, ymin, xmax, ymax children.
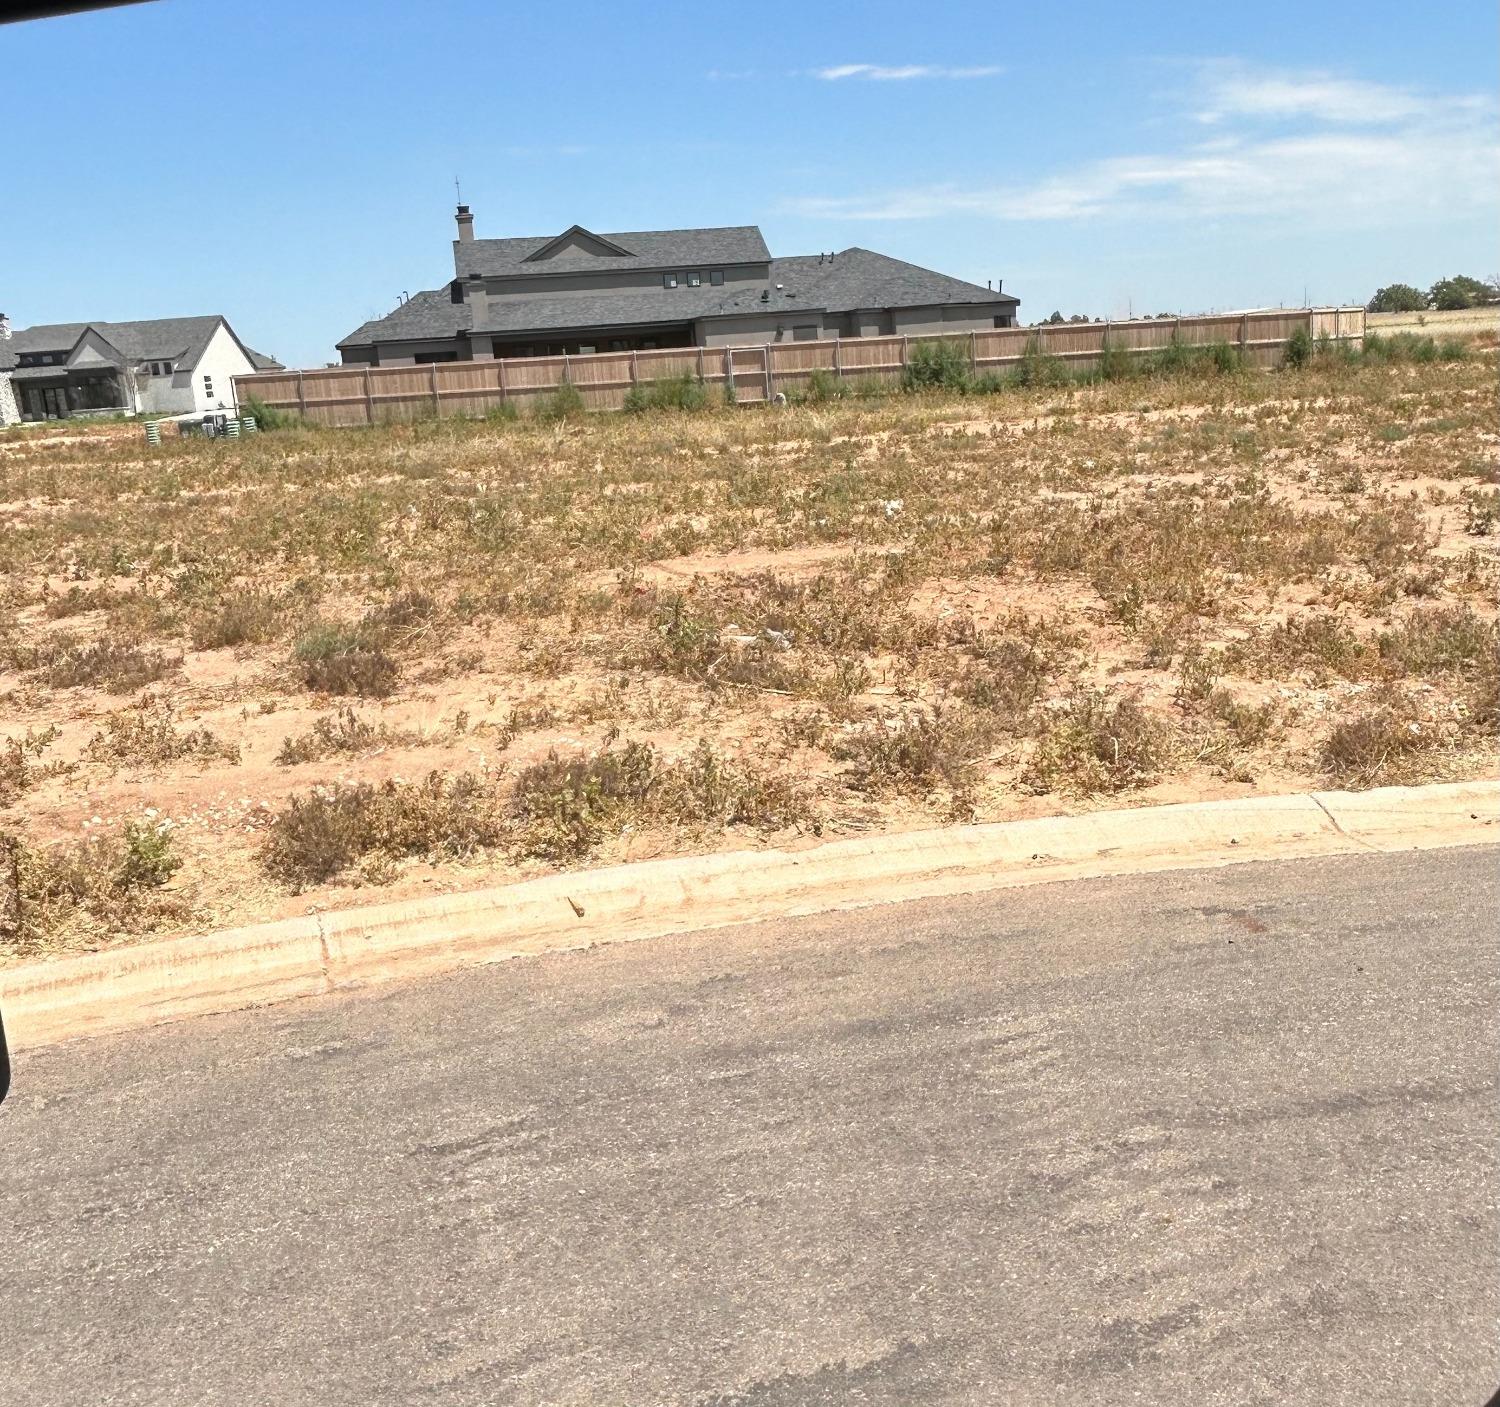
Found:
<box><xmin>524</xmin><ymin>226</ymin><xmax>634</xmax><ymax>262</ymax></box>
<box><xmin>67</xmin><ymin>327</ymin><xmax>128</xmax><ymax>368</ymax></box>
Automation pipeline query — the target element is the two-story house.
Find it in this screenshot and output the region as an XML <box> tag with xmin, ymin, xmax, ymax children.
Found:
<box><xmin>336</xmin><ymin>206</ymin><xmax>1019</xmax><ymax>366</ymax></box>
<box><xmin>0</xmin><ymin>314</ymin><xmax>281</xmax><ymax>423</ymax></box>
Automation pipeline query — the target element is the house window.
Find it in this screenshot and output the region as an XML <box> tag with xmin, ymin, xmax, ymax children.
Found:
<box><xmin>203</xmin><ymin>375</ymin><xmax>214</xmax><ymax>397</ymax></box>
<box><xmin>792</xmin><ymin>326</ymin><xmax>819</xmax><ymax>342</ymax></box>
<box><xmin>663</xmin><ymin>273</ymin><xmax>678</xmax><ymax>289</ymax></box>
<box><xmin>687</xmin><ymin>271</ymin><xmax>702</xmax><ymax>287</ymax></box>
<box><xmin>710</xmin><ymin>270</ymin><xmax>724</xmax><ymax>286</ymax></box>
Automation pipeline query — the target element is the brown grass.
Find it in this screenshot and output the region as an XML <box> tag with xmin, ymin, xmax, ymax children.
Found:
<box><xmin>2</xmin><ymin>349</ymin><xmax>1495</xmax><ymax>957</ymax></box>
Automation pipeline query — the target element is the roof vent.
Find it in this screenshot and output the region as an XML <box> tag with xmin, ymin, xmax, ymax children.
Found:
<box><xmin>760</xmin><ymin>290</ymin><xmax>770</xmax><ymax>303</ymax></box>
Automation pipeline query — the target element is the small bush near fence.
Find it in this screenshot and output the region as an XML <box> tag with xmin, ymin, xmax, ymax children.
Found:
<box><xmin>623</xmin><ymin>373</ymin><xmax>710</xmax><ymax>413</ymax></box>
<box><xmin>242</xmin><ymin>394</ymin><xmax>302</xmax><ymax>431</ymax></box>
<box><xmin>532</xmin><ymin>380</ymin><xmax>586</xmax><ymax>422</ymax></box>
<box><xmin>1358</xmin><ymin>332</ymin><xmax>1470</xmax><ymax>365</ymax></box>
<box><xmin>902</xmin><ymin>338</ymin><xmax>973</xmax><ymax>392</ymax></box>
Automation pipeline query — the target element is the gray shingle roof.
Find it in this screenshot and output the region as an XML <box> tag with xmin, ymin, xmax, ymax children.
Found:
<box><xmin>0</xmin><ymin>316</ymin><xmax>280</xmax><ymax>373</ymax></box>
<box><xmin>456</xmin><ymin>225</ymin><xmax>771</xmax><ymax>278</ymax></box>
<box><xmin>338</xmin><ymin>281</ymin><xmax>821</xmax><ymax>348</ymax></box>
<box><xmin>339</xmin><ymin>246</ymin><xmax>1017</xmax><ymax>349</ymax></box>
<box><xmin>774</xmin><ymin>248</ymin><xmax>1018</xmax><ymax>313</ymax></box>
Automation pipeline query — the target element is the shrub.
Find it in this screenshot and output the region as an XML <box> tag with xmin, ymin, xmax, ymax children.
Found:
<box><xmin>365</xmin><ymin>589</ymin><xmax>439</xmax><ymax>640</ymax></box>
<box><xmin>1025</xmin><ymin>691</ymin><xmax>1176</xmax><ymax>795</ymax></box>
<box><xmin>509</xmin><ymin>739</ymin><xmax>814</xmax><ymax>861</ymax></box>
<box><xmin>533</xmin><ymin>379</ymin><xmax>586</xmax><ymax>421</ymax></box>
<box><xmin>261</xmin><ymin>771</ymin><xmax>504</xmax><ymax>889</ymax></box>
<box><xmin>242</xmin><ymin>395</ymin><xmax>301</xmax><ymax>432</ymax></box>
<box><xmin>0</xmin><ymin>726</ymin><xmax>69</xmax><ymax>805</ymax></box>
<box><xmin>801</xmin><ymin>367</ymin><xmax>847</xmax><ymax>404</ymax></box>
<box><xmin>954</xmin><ymin>636</ymin><xmax>1058</xmax><ymax>729</ymax></box>
<box><xmin>1010</xmin><ymin>339</ymin><xmax>1070</xmax><ymax>388</ymax></box>
<box><xmin>292</xmin><ymin>620</ymin><xmax>398</xmax><ymax>697</ymax></box>
<box><xmin>1226</xmin><ymin>615</ymin><xmax>1372</xmax><ymax>682</ymax></box>
<box><xmin>276</xmin><ymin>708</ymin><xmax>385</xmax><ymax>765</ymax></box>
<box><xmin>189</xmin><ymin>588</ymin><xmax>286</xmax><ymax>650</ymax></box>
<box><xmin>649</xmin><ymin>738</ymin><xmax>813</xmax><ymax>830</ymax></box>
<box><xmin>832</xmin><ymin>707</ymin><xmax>997</xmax><ymax>796</ymax></box>
<box><xmin>509</xmin><ymin>741</ymin><xmax>657</xmax><ymax>859</ymax></box>
<box><xmin>1360</xmin><ymin>332</ymin><xmax>1467</xmax><ymax>365</ymax></box>
<box><xmin>1378</xmin><ymin>606</ymin><xmax>1495</xmax><ymax>677</ymax></box>
<box><xmin>1283</xmin><ymin>325</ymin><xmax>1312</xmax><ymax>368</ymax></box>
<box><xmin>1097</xmin><ymin>343</ymin><xmax>1135</xmax><ymax>382</ymax></box>
<box><xmin>1145</xmin><ymin>337</ymin><xmax>1241</xmax><ymax>378</ymax></box>
<box><xmin>623</xmin><ymin>373</ymin><xmax>709</xmax><ymax>413</ymax></box>
<box><xmin>902</xmin><ymin>338</ymin><xmax>972</xmax><ymax>392</ymax></box>
<box><xmin>1318</xmin><ymin>690</ymin><xmax>1440</xmax><ymax>787</ymax></box>
<box><xmin>85</xmin><ymin>702</ymin><xmax>240</xmax><ymax>769</ymax></box>
<box><xmin>43</xmin><ymin>639</ymin><xmax>179</xmax><ymax>693</ymax></box>
<box><xmin>5</xmin><ymin>822</ymin><xmax>185</xmax><ymax>955</ymax></box>
<box><xmin>642</xmin><ymin>593</ymin><xmax>720</xmax><ymax>679</ymax></box>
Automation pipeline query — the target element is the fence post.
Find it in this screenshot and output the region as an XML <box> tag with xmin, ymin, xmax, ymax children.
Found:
<box><xmin>696</xmin><ymin>345</ymin><xmax>705</xmax><ymax>382</ymax></box>
<box><xmin>1240</xmin><ymin>313</ymin><xmax>1249</xmax><ymax>357</ymax></box>
<box><xmin>723</xmin><ymin>346</ymin><xmax>734</xmax><ymax>404</ymax></box>
<box><xmin>562</xmin><ymin>352</ymin><xmax>570</xmax><ymax>387</ymax></box>
<box><xmin>296</xmin><ymin>370</ymin><xmax>307</xmax><ymax>417</ymax></box>
<box><xmin>763</xmin><ymin>345</ymin><xmax>773</xmax><ymax>401</ymax></box>
<box><xmin>497</xmin><ymin>356</ymin><xmax>507</xmax><ymax>405</ymax></box>
<box><xmin>630</xmin><ymin>349</ymin><xmax>639</xmax><ymax>395</ymax></box>
<box><xmin>832</xmin><ymin>335</ymin><xmax>841</xmax><ymax>382</ymax></box>
<box><xmin>900</xmin><ymin>334</ymin><xmax>909</xmax><ymax>383</ymax></box>
<box><xmin>364</xmin><ymin>368</ymin><xmax>374</xmax><ymax>425</ymax></box>
<box><xmin>969</xmin><ymin>330</ymin><xmax>977</xmax><ymax>377</ymax></box>
<box><xmin>430</xmin><ymin>363</ymin><xmax>440</xmax><ymax>416</ymax></box>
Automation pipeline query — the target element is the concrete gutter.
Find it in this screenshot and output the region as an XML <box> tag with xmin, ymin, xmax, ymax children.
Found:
<box><xmin>2</xmin><ymin>780</ymin><xmax>1494</xmax><ymax>1051</ymax></box>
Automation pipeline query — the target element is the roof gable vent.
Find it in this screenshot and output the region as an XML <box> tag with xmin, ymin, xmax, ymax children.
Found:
<box><xmin>524</xmin><ymin>225</ymin><xmax>634</xmax><ymax>262</ymax></box>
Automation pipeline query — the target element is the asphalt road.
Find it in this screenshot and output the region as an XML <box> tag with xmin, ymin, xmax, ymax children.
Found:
<box><xmin>1</xmin><ymin>847</ymin><xmax>1495</xmax><ymax>1406</ymax></box>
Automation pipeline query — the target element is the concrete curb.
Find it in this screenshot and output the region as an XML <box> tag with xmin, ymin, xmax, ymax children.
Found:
<box><xmin>3</xmin><ymin>780</ymin><xmax>1494</xmax><ymax>1050</ymax></box>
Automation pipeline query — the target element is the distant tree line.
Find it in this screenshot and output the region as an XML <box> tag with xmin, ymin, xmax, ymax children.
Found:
<box><xmin>1368</xmin><ymin>275</ymin><xmax>1500</xmax><ymax>313</ymax></box>
<box><xmin>1034</xmin><ymin>311</ymin><xmax>1205</xmax><ymax>326</ymax></box>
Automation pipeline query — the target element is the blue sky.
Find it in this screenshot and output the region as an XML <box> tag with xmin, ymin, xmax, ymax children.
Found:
<box><xmin>3</xmin><ymin>0</ymin><xmax>1495</xmax><ymax>368</ymax></box>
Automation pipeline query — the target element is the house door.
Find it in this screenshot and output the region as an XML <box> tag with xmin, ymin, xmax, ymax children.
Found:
<box><xmin>28</xmin><ymin>385</ymin><xmax>70</xmax><ymax>419</ymax></box>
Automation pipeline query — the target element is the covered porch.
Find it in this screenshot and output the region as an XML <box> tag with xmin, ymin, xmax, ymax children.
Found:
<box><xmin>13</xmin><ymin>365</ymin><xmax>133</xmax><ymax>420</ymax></box>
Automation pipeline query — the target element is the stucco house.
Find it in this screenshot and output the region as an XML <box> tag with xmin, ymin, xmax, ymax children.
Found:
<box><xmin>0</xmin><ymin>315</ymin><xmax>281</xmax><ymax>423</ymax></box>
<box><xmin>336</xmin><ymin>206</ymin><xmax>1019</xmax><ymax>366</ymax></box>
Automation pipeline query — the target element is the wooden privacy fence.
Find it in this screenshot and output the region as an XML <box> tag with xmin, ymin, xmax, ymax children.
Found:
<box><xmin>235</xmin><ymin>307</ymin><xmax>1365</xmax><ymax>428</ymax></box>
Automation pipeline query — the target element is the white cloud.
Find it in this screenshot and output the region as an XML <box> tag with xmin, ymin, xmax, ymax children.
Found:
<box><xmin>1192</xmin><ymin>60</ymin><xmax>1488</xmax><ymax>126</ymax></box>
<box><xmin>812</xmin><ymin>63</ymin><xmax>1002</xmax><ymax>81</ymax></box>
<box><xmin>784</xmin><ymin>63</ymin><xmax>1499</xmax><ymax>227</ymax></box>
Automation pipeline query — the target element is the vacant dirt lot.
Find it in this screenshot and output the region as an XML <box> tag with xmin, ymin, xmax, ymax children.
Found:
<box><xmin>1369</xmin><ymin>307</ymin><xmax>1500</xmax><ymax>336</ymax></box>
<box><xmin>2</xmin><ymin>345</ymin><xmax>1496</xmax><ymax>959</ymax></box>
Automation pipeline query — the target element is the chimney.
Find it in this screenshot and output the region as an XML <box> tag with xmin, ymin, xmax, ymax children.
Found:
<box><xmin>456</xmin><ymin>203</ymin><xmax>474</xmax><ymax>243</ymax></box>
<box><xmin>997</xmin><ymin>278</ymin><xmax>1003</xmax><ymax>294</ymax></box>
<box><xmin>466</xmin><ymin>277</ymin><xmax>488</xmax><ymax>329</ymax></box>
